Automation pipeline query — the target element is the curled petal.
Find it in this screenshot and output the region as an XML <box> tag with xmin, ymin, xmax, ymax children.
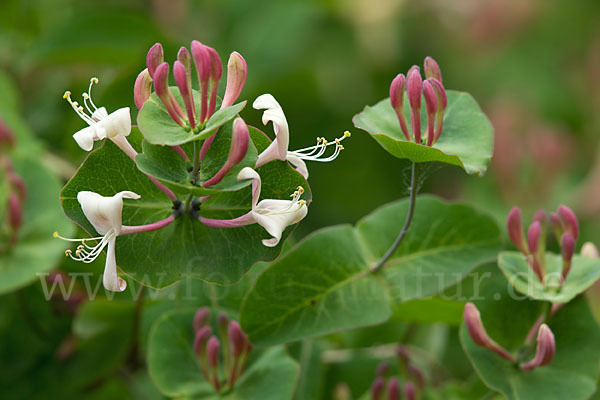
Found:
<box><xmin>77</xmin><ymin>191</ymin><xmax>140</xmax><ymax>235</ymax></box>
<box><xmin>253</xmin><ymin>199</ymin><xmax>308</xmax><ymax>247</ymax></box>
<box><xmin>103</xmin><ymin>239</ymin><xmax>127</xmax><ymax>292</ymax></box>
<box><xmin>253</xmin><ymin>94</ymin><xmax>289</xmax><ymax>167</ymax></box>
<box><xmin>464</xmin><ymin>302</ymin><xmax>515</xmax><ymax>362</ymax></box>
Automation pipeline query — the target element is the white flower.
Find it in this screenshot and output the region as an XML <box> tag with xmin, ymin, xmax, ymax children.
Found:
<box><xmin>64</xmin><ymin>77</ymin><xmax>131</xmax><ymax>151</ymax></box>
<box><xmin>200</xmin><ymin>167</ymin><xmax>308</xmax><ymax>247</ymax></box>
<box><xmin>54</xmin><ymin>191</ymin><xmax>141</xmax><ymax>292</ymax></box>
<box><xmin>253</xmin><ymin>94</ymin><xmax>350</xmax><ymax>178</ymax></box>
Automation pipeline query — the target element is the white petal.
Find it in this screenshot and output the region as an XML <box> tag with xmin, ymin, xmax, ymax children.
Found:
<box><xmin>92</xmin><ymin>107</ymin><xmax>109</xmax><ymax>120</ymax></box>
<box><xmin>287</xmin><ymin>155</ymin><xmax>309</xmax><ymax>179</ymax></box>
<box><xmin>253</xmin><ymin>94</ymin><xmax>289</xmax><ymax>163</ymax></box>
<box><xmin>96</xmin><ymin>107</ymin><xmax>131</xmax><ymax>139</ymax></box>
<box><xmin>237</xmin><ymin>167</ymin><xmax>261</xmax><ymax>208</ymax></box>
<box><xmin>103</xmin><ymin>238</ymin><xmax>127</xmax><ymax>292</ymax></box>
<box><xmin>253</xmin><ymin>200</ymin><xmax>308</xmax><ymax>247</ymax></box>
<box><xmin>77</xmin><ymin>191</ymin><xmax>140</xmax><ymax>235</ymax></box>
<box><xmin>72</xmin><ymin>126</ymin><xmax>97</xmax><ymax>151</ymax></box>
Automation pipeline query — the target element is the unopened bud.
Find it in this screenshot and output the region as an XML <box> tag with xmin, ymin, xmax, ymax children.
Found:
<box><xmin>521</xmin><ymin>324</ymin><xmax>555</xmax><ymax>371</ymax></box>
<box><xmin>207</xmin><ymin>46</ymin><xmax>222</xmax><ymax>118</ymax></box>
<box><xmin>177</xmin><ymin>47</ymin><xmax>193</xmax><ymax>88</ymax></box>
<box><xmin>193</xmin><ymin>307</ymin><xmax>211</xmax><ymax>332</ymax></box>
<box><xmin>408</xmin><ymin>363</ymin><xmax>426</xmax><ymax>390</ymax></box>
<box><xmin>581</xmin><ymin>242</ymin><xmax>599</xmax><ymax>258</ymax></box>
<box><xmin>134</xmin><ymin>68</ymin><xmax>153</xmax><ymax>110</ymax></box>
<box><xmin>424</xmin><ymin>56</ymin><xmax>442</xmax><ymax>82</ymax></box>
<box><xmin>558</xmin><ymin>205</ymin><xmax>579</xmax><ymax>240</ymax></box>
<box><xmin>194</xmin><ymin>326</ymin><xmax>212</xmax><ymax>358</ymax></box>
<box><xmin>371</xmin><ymin>376</ymin><xmax>385</xmax><ymax>400</ymax></box>
<box><xmin>228</xmin><ymin>320</ymin><xmax>246</xmax><ymax>358</ymax></box>
<box><xmin>191</xmin><ymin>40</ymin><xmax>211</xmax><ymax>123</ymax></box>
<box><xmin>507</xmin><ymin>207</ymin><xmax>528</xmax><ymax>254</ymax></box>
<box><xmin>407</xmin><ymin>69</ymin><xmax>423</xmax><ymax>144</ymax></box>
<box><xmin>222</xmin><ymin>52</ymin><xmax>247</xmax><ymax>109</ymax></box>
<box><xmin>389</xmin><ymin>73</ymin><xmax>410</xmax><ymax>141</ymax></box>
<box><xmin>202</xmin><ymin>117</ymin><xmax>249</xmax><ymax>187</ymax></box>
<box><xmin>153</xmin><ymin>63</ymin><xmax>185</xmax><ymax>127</ymax></box>
<box><xmin>527</xmin><ymin>221</ymin><xmax>542</xmax><ymax>254</ymax></box>
<box><xmin>429</xmin><ymin>78</ymin><xmax>447</xmax><ymax>142</ymax></box>
<box><xmin>8</xmin><ymin>193</ymin><xmax>22</xmax><ymax>231</ymax></box>
<box><xmin>0</xmin><ymin>119</ymin><xmax>15</xmax><ymax>149</ymax></box>
<box><xmin>404</xmin><ymin>382</ymin><xmax>416</xmax><ymax>400</ymax></box>
<box><xmin>423</xmin><ymin>80</ymin><xmax>437</xmax><ymax>146</ymax></box>
<box><xmin>550</xmin><ymin>212</ymin><xmax>563</xmax><ymax>240</ymax></box>
<box><xmin>206</xmin><ymin>336</ymin><xmax>220</xmax><ymax>368</ymax></box>
<box><xmin>174</xmin><ymin>60</ymin><xmax>196</xmax><ymax>129</ymax></box>
<box><xmin>375</xmin><ymin>362</ymin><xmax>389</xmax><ymax>377</ymax></box>
<box><xmin>387</xmin><ymin>377</ymin><xmax>400</xmax><ymax>400</ymax></box>
<box><xmin>146</xmin><ymin>43</ymin><xmax>164</xmax><ymax>79</ymax></box>
<box><xmin>561</xmin><ymin>232</ymin><xmax>575</xmax><ymax>281</ymax></box>
<box><xmin>464</xmin><ymin>303</ymin><xmax>515</xmax><ymax>362</ymax></box>
<box><xmin>396</xmin><ymin>345</ymin><xmax>410</xmax><ymax>366</ymax></box>
<box><xmin>533</xmin><ymin>209</ymin><xmax>547</xmax><ymax>227</ymax></box>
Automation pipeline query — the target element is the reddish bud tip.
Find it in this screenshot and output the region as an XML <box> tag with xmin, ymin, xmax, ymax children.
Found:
<box><xmin>464</xmin><ymin>303</ymin><xmax>515</xmax><ymax>362</ymax></box>
<box><xmin>396</xmin><ymin>345</ymin><xmax>410</xmax><ymax>365</ymax></box>
<box><xmin>193</xmin><ymin>307</ymin><xmax>211</xmax><ymax>332</ymax></box>
<box><xmin>206</xmin><ymin>336</ymin><xmax>220</xmax><ymax>368</ymax></box>
<box><xmin>406</xmin><ymin>68</ymin><xmax>423</xmax><ymax>109</ymax></box>
<box><xmin>8</xmin><ymin>193</ymin><xmax>22</xmax><ymax>231</ymax></box>
<box><xmin>423</xmin><ymin>80</ymin><xmax>437</xmax><ymax>146</ymax></box>
<box><xmin>387</xmin><ymin>377</ymin><xmax>400</xmax><ymax>400</ymax></box>
<box><xmin>222</xmin><ymin>52</ymin><xmax>247</xmax><ymax>109</ymax></box>
<box><xmin>177</xmin><ymin>47</ymin><xmax>192</xmax><ymax>72</ymax></box>
<box><xmin>217</xmin><ymin>311</ymin><xmax>229</xmax><ymax>331</ymax></box>
<box><xmin>134</xmin><ymin>68</ymin><xmax>153</xmax><ymax>110</ymax></box>
<box><xmin>202</xmin><ymin>117</ymin><xmax>249</xmax><ymax>187</ymax></box>
<box><xmin>390</xmin><ymin>74</ymin><xmax>410</xmax><ymax>141</ymax></box>
<box><xmin>408</xmin><ymin>363</ymin><xmax>426</xmax><ymax>390</ymax></box>
<box><xmin>146</xmin><ymin>43</ymin><xmax>164</xmax><ymax>79</ymax></box>
<box><xmin>561</xmin><ymin>232</ymin><xmax>575</xmax><ymax>262</ymax></box>
<box><xmin>371</xmin><ymin>376</ymin><xmax>385</xmax><ymax>400</ymax></box>
<box><xmin>153</xmin><ymin>63</ymin><xmax>185</xmax><ymax>127</ymax></box>
<box><xmin>194</xmin><ymin>326</ymin><xmax>212</xmax><ymax>357</ymax></box>
<box><xmin>521</xmin><ymin>324</ymin><xmax>555</xmax><ymax>371</ymax></box>
<box><xmin>424</xmin><ymin>56</ymin><xmax>442</xmax><ymax>82</ymax></box>
<box><xmin>558</xmin><ymin>205</ymin><xmax>579</xmax><ymax>240</ymax></box>
<box><xmin>0</xmin><ymin>119</ymin><xmax>15</xmax><ymax>149</ymax></box>
<box><xmin>228</xmin><ymin>320</ymin><xmax>246</xmax><ymax>357</ymax></box>
<box><xmin>375</xmin><ymin>362</ymin><xmax>389</xmax><ymax>377</ymax></box>
<box><xmin>507</xmin><ymin>207</ymin><xmax>527</xmax><ymax>254</ymax></box>
<box><xmin>527</xmin><ymin>221</ymin><xmax>542</xmax><ymax>254</ymax></box>
<box><xmin>533</xmin><ymin>209</ymin><xmax>547</xmax><ymax>227</ymax></box>
<box><xmin>404</xmin><ymin>382</ymin><xmax>417</xmax><ymax>400</ymax></box>
<box><xmin>174</xmin><ymin>60</ymin><xmax>196</xmax><ymax>128</ymax></box>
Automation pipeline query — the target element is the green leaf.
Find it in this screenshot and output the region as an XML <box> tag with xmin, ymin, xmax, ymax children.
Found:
<box><xmin>241</xmin><ymin>196</ymin><xmax>501</xmax><ymax>346</ymax></box>
<box><xmin>137</xmin><ymin>86</ymin><xmax>246</xmax><ymax>146</ymax></box>
<box><xmin>498</xmin><ymin>251</ymin><xmax>600</xmax><ymax>303</ymax></box>
<box><xmin>60</xmin><ymin>128</ymin><xmax>310</xmax><ymax>288</ymax></box>
<box><xmin>0</xmin><ymin>155</ymin><xmax>74</xmax><ymax>294</ymax></box>
<box><xmin>147</xmin><ymin>309</ymin><xmax>299</xmax><ymax>400</ymax></box>
<box><xmin>135</xmin><ymin>122</ymin><xmax>259</xmax><ymax>196</ymax></box>
<box><xmin>353</xmin><ymin>91</ymin><xmax>493</xmax><ymax>175</ymax></box>
<box><xmin>461</xmin><ymin>276</ymin><xmax>600</xmax><ymax>400</ymax></box>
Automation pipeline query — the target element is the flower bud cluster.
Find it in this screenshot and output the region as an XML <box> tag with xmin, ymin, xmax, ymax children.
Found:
<box><xmin>507</xmin><ymin>205</ymin><xmax>579</xmax><ymax>284</ymax></box>
<box><xmin>193</xmin><ymin>307</ymin><xmax>252</xmax><ymax>393</ymax></box>
<box><xmin>389</xmin><ymin>57</ymin><xmax>447</xmax><ymax>146</ymax></box>
<box><xmin>369</xmin><ymin>346</ymin><xmax>426</xmax><ymax>400</ymax></box>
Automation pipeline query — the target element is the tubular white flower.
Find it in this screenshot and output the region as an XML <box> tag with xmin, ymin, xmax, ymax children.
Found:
<box><xmin>64</xmin><ymin>77</ymin><xmax>131</xmax><ymax>151</ymax></box>
<box><xmin>239</xmin><ymin>167</ymin><xmax>308</xmax><ymax>247</ymax></box>
<box><xmin>54</xmin><ymin>191</ymin><xmax>141</xmax><ymax>292</ymax></box>
<box><xmin>252</xmin><ymin>94</ymin><xmax>350</xmax><ymax>178</ymax></box>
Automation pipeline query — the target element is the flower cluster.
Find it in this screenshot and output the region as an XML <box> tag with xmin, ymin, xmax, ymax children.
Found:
<box><xmin>192</xmin><ymin>307</ymin><xmax>252</xmax><ymax>393</ymax></box>
<box><xmin>55</xmin><ymin>40</ymin><xmax>349</xmax><ymax>291</ymax></box>
<box><xmin>0</xmin><ymin>119</ymin><xmax>26</xmax><ymax>251</ymax></box>
<box><xmin>389</xmin><ymin>57</ymin><xmax>448</xmax><ymax>146</ymax></box>
<box><xmin>367</xmin><ymin>346</ymin><xmax>425</xmax><ymax>400</ymax></box>
<box><xmin>464</xmin><ymin>302</ymin><xmax>556</xmax><ymax>371</ymax></box>
<box><xmin>507</xmin><ymin>205</ymin><xmax>579</xmax><ymax>285</ymax></box>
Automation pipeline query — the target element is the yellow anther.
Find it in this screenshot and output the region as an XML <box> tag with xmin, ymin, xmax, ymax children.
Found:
<box><xmin>344</xmin><ymin>130</ymin><xmax>351</xmax><ymax>138</ymax></box>
<box><xmin>63</xmin><ymin>91</ymin><xmax>71</xmax><ymax>99</ymax></box>
<box><xmin>77</xmin><ymin>244</ymin><xmax>85</xmax><ymax>251</ymax></box>
<box><xmin>298</xmin><ymin>200</ymin><xmax>307</xmax><ymax>206</ymax></box>
<box><xmin>53</xmin><ymin>232</ymin><xmax>59</xmax><ymax>238</ymax></box>
<box><xmin>75</xmin><ymin>249</ymin><xmax>83</xmax><ymax>257</ymax></box>
<box><xmin>338</xmin><ymin>145</ymin><xmax>344</xmax><ymax>150</ymax></box>
<box><xmin>91</xmin><ymin>77</ymin><xmax>99</xmax><ymax>84</ymax></box>
<box><xmin>82</xmin><ymin>93</ymin><xmax>89</xmax><ymax>99</ymax></box>
<box><xmin>297</xmin><ymin>186</ymin><xmax>304</xmax><ymax>194</ymax></box>
<box><xmin>65</xmin><ymin>249</ymin><xmax>72</xmax><ymax>256</ymax></box>
<box><xmin>334</xmin><ymin>138</ymin><xmax>340</xmax><ymax>144</ymax></box>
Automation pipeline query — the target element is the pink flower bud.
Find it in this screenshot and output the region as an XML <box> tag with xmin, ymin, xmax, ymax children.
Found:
<box><xmin>404</xmin><ymin>382</ymin><xmax>416</xmax><ymax>400</ymax></box>
<box><xmin>8</xmin><ymin>172</ymin><xmax>26</xmax><ymax>202</ymax></box>
<box><xmin>0</xmin><ymin>119</ymin><xmax>15</xmax><ymax>149</ymax></box>
<box><xmin>396</xmin><ymin>345</ymin><xmax>410</xmax><ymax>366</ymax></box>
<box><xmin>550</xmin><ymin>212</ymin><xmax>563</xmax><ymax>240</ymax></box>
<box><xmin>424</xmin><ymin>56</ymin><xmax>442</xmax><ymax>82</ymax></box>
<box><xmin>134</xmin><ymin>68</ymin><xmax>153</xmax><ymax>110</ymax></box>
<box><xmin>206</xmin><ymin>336</ymin><xmax>220</xmax><ymax>368</ymax></box>
<box><xmin>218</xmin><ymin>312</ymin><xmax>229</xmax><ymax>333</ymax></box>
<box><xmin>423</xmin><ymin>80</ymin><xmax>437</xmax><ymax>146</ymax></box>
<box><xmin>153</xmin><ymin>62</ymin><xmax>185</xmax><ymax>127</ymax></box>
<box><xmin>222</xmin><ymin>52</ymin><xmax>247</xmax><ymax>109</ymax></box>
<box><xmin>389</xmin><ymin>73</ymin><xmax>410</xmax><ymax>141</ymax></box>
<box><xmin>507</xmin><ymin>206</ymin><xmax>528</xmax><ymax>254</ymax></box>
<box><xmin>174</xmin><ymin>60</ymin><xmax>196</xmax><ymax>129</ymax></box>
<box><xmin>202</xmin><ymin>117</ymin><xmax>249</xmax><ymax>187</ymax></box>
<box><xmin>191</xmin><ymin>41</ymin><xmax>211</xmax><ymax>123</ymax></box>
<box><xmin>558</xmin><ymin>205</ymin><xmax>579</xmax><ymax>240</ymax></box>
<box><xmin>146</xmin><ymin>43</ymin><xmax>164</xmax><ymax>79</ymax></box>
<box><xmin>207</xmin><ymin>46</ymin><xmax>222</xmax><ymax>118</ymax></box>
<box><xmin>194</xmin><ymin>326</ymin><xmax>212</xmax><ymax>357</ymax></box>
<box><xmin>429</xmin><ymin>78</ymin><xmax>447</xmax><ymax>142</ymax></box>
<box><xmin>8</xmin><ymin>193</ymin><xmax>22</xmax><ymax>230</ymax></box>
<box><xmin>407</xmin><ymin>69</ymin><xmax>423</xmax><ymax>144</ymax></box>
<box><xmin>228</xmin><ymin>320</ymin><xmax>246</xmax><ymax>358</ymax></box>
<box><xmin>193</xmin><ymin>307</ymin><xmax>211</xmax><ymax>332</ymax></box>
<box><xmin>371</xmin><ymin>376</ymin><xmax>385</xmax><ymax>400</ymax></box>
<box><xmin>408</xmin><ymin>363</ymin><xmax>425</xmax><ymax>390</ymax></box>
<box><xmin>177</xmin><ymin>47</ymin><xmax>193</xmax><ymax>88</ymax></box>
<box><xmin>533</xmin><ymin>209</ymin><xmax>547</xmax><ymax>227</ymax></box>
<box><xmin>561</xmin><ymin>232</ymin><xmax>575</xmax><ymax>281</ymax></box>
<box><xmin>375</xmin><ymin>362</ymin><xmax>389</xmax><ymax>377</ymax></box>
<box><xmin>527</xmin><ymin>221</ymin><xmax>542</xmax><ymax>254</ymax></box>
<box><xmin>464</xmin><ymin>303</ymin><xmax>515</xmax><ymax>362</ymax></box>
<box><xmin>521</xmin><ymin>324</ymin><xmax>555</xmax><ymax>371</ymax></box>
<box><xmin>387</xmin><ymin>377</ymin><xmax>400</xmax><ymax>400</ymax></box>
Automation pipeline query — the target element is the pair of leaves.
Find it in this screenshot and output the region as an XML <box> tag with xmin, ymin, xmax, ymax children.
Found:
<box><xmin>498</xmin><ymin>251</ymin><xmax>600</xmax><ymax>303</ymax></box>
<box><xmin>353</xmin><ymin>91</ymin><xmax>494</xmax><ymax>175</ymax></box>
<box><xmin>60</xmin><ymin>125</ymin><xmax>310</xmax><ymax>288</ymax></box>
<box><xmin>147</xmin><ymin>309</ymin><xmax>299</xmax><ymax>399</ymax></box>
<box><xmin>240</xmin><ymin>196</ymin><xmax>501</xmax><ymax>346</ymax></box>
<box><xmin>460</xmin><ymin>274</ymin><xmax>600</xmax><ymax>400</ymax></box>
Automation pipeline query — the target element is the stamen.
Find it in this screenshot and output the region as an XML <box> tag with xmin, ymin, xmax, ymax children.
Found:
<box><xmin>54</xmin><ymin>230</ymin><xmax>115</xmax><ymax>263</ymax></box>
<box><xmin>63</xmin><ymin>91</ymin><xmax>95</xmax><ymax>125</ymax></box>
<box><xmin>87</xmin><ymin>77</ymin><xmax>100</xmax><ymax>111</ymax></box>
<box><xmin>287</xmin><ymin>131</ymin><xmax>350</xmax><ymax>162</ymax></box>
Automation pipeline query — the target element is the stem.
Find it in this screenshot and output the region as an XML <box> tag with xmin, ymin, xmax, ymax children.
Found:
<box><xmin>371</xmin><ymin>162</ymin><xmax>419</xmax><ymax>273</ymax></box>
<box><xmin>192</xmin><ymin>140</ymin><xmax>200</xmax><ymax>183</ymax></box>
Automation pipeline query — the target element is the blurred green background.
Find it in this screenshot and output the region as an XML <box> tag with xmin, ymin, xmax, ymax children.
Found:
<box><xmin>3</xmin><ymin>0</ymin><xmax>600</xmax><ymax>237</ymax></box>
